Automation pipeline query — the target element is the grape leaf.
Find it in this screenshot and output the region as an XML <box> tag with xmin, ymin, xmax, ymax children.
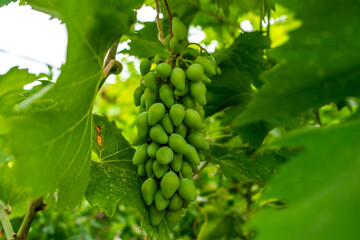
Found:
<box><xmin>234</xmin><ymin>0</ymin><xmax>360</xmax><ymax>126</ymax></box>
<box><xmin>0</xmin><ymin>166</ymin><xmax>29</xmax><ymax>218</ymax></box>
<box><xmin>0</xmin><ymin>0</ymin><xmax>16</xmax><ymax>8</ymax></box>
<box><xmin>210</xmin><ymin>145</ymin><xmax>286</xmax><ymax>184</ymax></box>
<box><xmin>86</xmin><ymin>114</ymin><xmax>169</xmax><ymax>239</ymax></box>
<box><xmin>206</xmin><ymin>32</ymin><xmax>270</xmax><ymax>117</ymax></box>
<box><xmin>9</xmin><ymin>0</ymin><xmax>130</xmax><ymax>210</ymax></box>
<box><xmin>234</xmin><ymin>121</ymin><xmax>273</xmax><ymax>148</ymax></box>
<box><xmin>251</xmin><ymin>119</ymin><xmax>360</xmax><ymax>240</ymax></box>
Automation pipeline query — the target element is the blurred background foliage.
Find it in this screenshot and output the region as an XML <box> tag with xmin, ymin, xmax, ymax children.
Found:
<box><xmin>1</xmin><ymin>0</ymin><xmax>359</xmax><ymax>239</ymax></box>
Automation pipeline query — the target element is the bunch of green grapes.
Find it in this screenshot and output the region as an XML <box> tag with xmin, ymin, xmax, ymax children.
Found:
<box><xmin>132</xmin><ymin>17</ymin><xmax>216</xmax><ymax>229</ymax></box>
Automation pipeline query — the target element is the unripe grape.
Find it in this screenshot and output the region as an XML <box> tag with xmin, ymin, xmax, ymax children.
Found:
<box><xmin>154</xmin><ymin>190</ymin><xmax>170</xmax><ymax>211</ymax></box>
<box><xmin>172</xmin><ymin>17</ymin><xmax>187</xmax><ymax>40</ymax></box>
<box><xmin>164</xmin><ymin>34</ymin><xmax>171</xmax><ymax>47</ymax></box>
<box><xmin>206</xmin><ymin>55</ymin><xmax>216</xmax><ymax>68</ymax></box>
<box><xmin>132</xmin><ymin>133</ymin><xmax>148</xmax><ymax>146</ymax></box>
<box><xmin>148</xmin><ymin>103</ymin><xmax>165</xmax><ymax>125</ymax></box>
<box><xmin>178</xmin><ymin>178</ymin><xmax>197</xmax><ymax>201</ymax></box>
<box><xmin>153</xmin><ymin>160</ymin><xmax>169</xmax><ymax>178</ymax></box>
<box><xmin>150</xmin><ymin>124</ymin><xmax>168</xmax><ymax>144</ymax></box>
<box><xmin>187</xmin><ymin>132</ymin><xmax>209</xmax><ymax>151</ymax></box>
<box><xmin>168</xmin><ymin>193</ymin><xmax>183</xmax><ymax>211</ymax></box>
<box><xmin>149</xmin><ymin>204</ymin><xmax>165</xmax><ymax>226</ymax></box>
<box><xmin>154</xmin><ymin>55</ymin><xmax>163</xmax><ymax>64</ymax></box>
<box><xmin>198</xmin><ymin>151</ymin><xmax>206</xmax><ymax>162</ymax></box>
<box><xmin>171</xmin><ymin>153</ymin><xmax>183</xmax><ymax>172</ymax></box>
<box><xmin>169</xmin><ymin>134</ymin><xmax>190</xmax><ymax>154</ymax></box>
<box><xmin>170</xmin><ymin>104</ymin><xmax>185</xmax><ymax>126</ymax></box>
<box><xmin>132</xmin><ymin>143</ymin><xmax>148</xmax><ymax>165</ymax></box>
<box><xmin>140</xmin><ymin>78</ymin><xmax>147</xmax><ymax>91</ymax></box>
<box><xmin>159</xmin><ymin>84</ymin><xmax>175</xmax><ymax>108</ymax></box>
<box><xmin>174</xmin><ymin>123</ymin><xmax>188</xmax><ymax>138</ymax></box>
<box><xmin>195</xmin><ymin>103</ymin><xmax>205</xmax><ymax>121</ymax></box>
<box><xmin>170</xmin><ymin>67</ymin><xmax>186</xmax><ymax>91</ymax></box>
<box><xmin>184</xmin><ymin>109</ymin><xmax>204</xmax><ymax>130</ymax></box>
<box><xmin>174</xmin><ymin>83</ymin><xmax>189</xmax><ymax>96</ymax></box>
<box><xmin>201</xmin><ymin>75</ymin><xmax>212</xmax><ymax>84</ymax></box>
<box><xmin>184</xmin><ymin>144</ymin><xmax>200</xmax><ymax>165</ymax></box>
<box><xmin>138</xmin><ymin>163</ymin><xmax>146</xmax><ymax>176</ymax></box>
<box><xmin>156</xmin><ymin>146</ymin><xmax>174</xmax><ymax>165</ymax></box>
<box><xmin>190</xmin><ymin>81</ymin><xmax>206</xmax><ymax>106</ymax></box>
<box><xmin>136</xmin><ymin>112</ymin><xmax>149</xmax><ymax>137</ymax></box>
<box><xmin>140</xmin><ymin>93</ymin><xmax>146</xmax><ymax>108</ymax></box>
<box><xmin>133</xmin><ymin>87</ymin><xmax>143</xmax><ymax>106</ymax></box>
<box><xmin>144</xmin><ymin>72</ymin><xmax>158</xmax><ymax>90</ymax></box>
<box><xmin>170</xmin><ymin>37</ymin><xmax>182</xmax><ymax>54</ymax></box>
<box><xmin>182</xmin><ymin>200</ymin><xmax>191</xmax><ymax>209</ymax></box>
<box><xmin>191</xmin><ymin>163</ymin><xmax>198</xmax><ymax>172</ymax></box>
<box><xmin>140</xmin><ymin>59</ymin><xmax>151</xmax><ymax>76</ymax></box>
<box><xmin>144</xmin><ymin>88</ymin><xmax>158</xmax><ymax>110</ymax></box>
<box><xmin>147</xmin><ymin>142</ymin><xmax>160</xmax><ymax>158</ymax></box>
<box><xmin>181</xmin><ymin>161</ymin><xmax>193</xmax><ymax>179</ymax></box>
<box><xmin>186</xmin><ymin>64</ymin><xmax>204</xmax><ymax>82</ymax></box>
<box><xmin>156</xmin><ymin>63</ymin><xmax>172</xmax><ymax>79</ymax></box>
<box><xmin>141</xmin><ymin>178</ymin><xmax>157</xmax><ymax>206</ymax></box>
<box><xmin>160</xmin><ymin>113</ymin><xmax>173</xmax><ymax>134</ymax></box>
<box><xmin>194</xmin><ymin>56</ymin><xmax>216</xmax><ymax>76</ymax></box>
<box><xmin>146</xmin><ymin>159</ymin><xmax>154</xmax><ymax>177</ymax></box>
<box><xmin>182</xmin><ymin>94</ymin><xmax>197</xmax><ymax>109</ymax></box>
<box><xmin>161</xmin><ymin>172</ymin><xmax>180</xmax><ymax>199</ymax></box>
<box><xmin>165</xmin><ymin>209</ymin><xmax>182</xmax><ymax>230</ymax></box>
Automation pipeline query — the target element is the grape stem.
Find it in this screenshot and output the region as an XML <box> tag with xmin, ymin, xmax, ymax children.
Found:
<box><xmin>0</xmin><ymin>201</ymin><xmax>14</xmax><ymax>240</ymax></box>
<box><xmin>185</xmin><ymin>42</ymin><xmax>210</xmax><ymax>55</ymax></box>
<box><xmin>163</xmin><ymin>0</ymin><xmax>173</xmax><ymax>38</ymax></box>
<box><xmin>192</xmin><ymin>161</ymin><xmax>209</xmax><ymax>177</ymax></box>
<box><xmin>154</xmin><ymin>0</ymin><xmax>165</xmax><ymax>44</ymax></box>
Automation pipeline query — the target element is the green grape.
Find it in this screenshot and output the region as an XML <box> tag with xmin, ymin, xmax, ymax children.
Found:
<box><xmin>159</xmin><ymin>84</ymin><xmax>175</xmax><ymax>108</ymax></box>
<box><xmin>156</xmin><ymin>62</ymin><xmax>172</xmax><ymax>79</ymax></box>
<box><xmin>181</xmin><ymin>160</ymin><xmax>193</xmax><ymax>179</ymax></box>
<box><xmin>148</xmin><ymin>102</ymin><xmax>165</xmax><ymax>125</ymax></box>
<box><xmin>147</xmin><ymin>142</ymin><xmax>160</xmax><ymax>159</ymax></box>
<box><xmin>182</xmin><ymin>94</ymin><xmax>197</xmax><ymax>109</ymax></box>
<box><xmin>172</xmin><ymin>17</ymin><xmax>187</xmax><ymax>40</ymax></box>
<box><xmin>154</xmin><ymin>189</ymin><xmax>170</xmax><ymax>211</ymax></box>
<box><xmin>187</xmin><ymin>132</ymin><xmax>209</xmax><ymax>151</ymax></box>
<box><xmin>198</xmin><ymin>151</ymin><xmax>206</xmax><ymax>162</ymax></box>
<box><xmin>140</xmin><ymin>92</ymin><xmax>146</xmax><ymax>108</ymax></box>
<box><xmin>138</xmin><ymin>163</ymin><xmax>146</xmax><ymax>176</ymax></box>
<box><xmin>191</xmin><ymin>163</ymin><xmax>198</xmax><ymax>172</ymax></box>
<box><xmin>170</xmin><ymin>36</ymin><xmax>182</xmax><ymax>54</ymax></box>
<box><xmin>140</xmin><ymin>59</ymin><xmax>151</xmax><ymax>76</ymax></box>
<box><xmin>160</xmin><ymin>113</ymin><xmax>173</xmax><ymax>134</ymax></box>
<box><xmin>184</xmin><ymin>109</ymin><xmax>204</xmax><ymax>130</ymax></box>
<box><xmin>136</xmin><ymin>111</ymin><xmax>149</xmax><ymax>137</ymax></box>
<box><xmin>146</xmin><ymin>159</ymin><xmax>154</xmax><ymax>177</ymax></box>
<box><xmin>150</xmin><ymin>124</ymin><xmax>168</xmax><ymax>144</ymax></box>
<box><xmin>153</xmin><ymin>160</ymin><xmax>169</xmax><ymax>178</ymax></box>
<box><xmin>182</xmin><ymin>200</ymin><xmax>191</xmax><ymax>209</ymax></box>
<box><xmin>161</xmin><ymin>172</ymin><xmax>180</xmax><ymax>199</ymax></box>
<box><xmin>133</xmin><ymin>87</ymin><xmax>143</xmax><ymax>106</ymax></box>
<box><xmin>178</xmin><ymin>178</ymin><xmax>197</xmax><ymax>201</ymax></box>
<box><xmin>190</xmin><ymin>81</ymin><xmax>206</xmax><ymax>106</ymax></box>
<box><xmin>201</xmin><ymin>75</ymin><xmax>212</xmax><ymax>84</ymax></box>
<box><xmin>184</xmin><ymin>144</ymin><xmax>200</xmax><ymax>165</ymax></box>
<box><xmin>171</xmin><ymin>153</ymin><xmax>183</xmax><ymax>172</ymax></box>
<box><xmin>131</xmin><ymin>133</ymin><xmax>148</xmax><ymax>146</ymax></box>
<box><xmin>174</xmin><ymin>82</ymin><xmax>189</xmax><ymax>96</ymax></box>
<box><xmin>168</xmin><ymin>193</ymin><xmax>183</xmax><ymax>211</ymax></box>
<box><xmin>169</xmin><ymin>134</ymin><xmax>190</xmax><ymax>154</ymax></box>
<box><xmin>194</xmin><ymin>56</ymin><xmax>216</xmax><ymax>76</ymax></box>
<box><xmin>170</xmin><ymin>67</ymin><xmax>186</xmax><ymax>90</ymax></box>
<box><xmin>164</xmin><ymin>34</ymin><xmax>171</xmax><ymax>47</ymax></box>
<box><xmin>149</xmin><ymin>204</ymin><xmax>165</xmax><ymax>226</ymax></box>
<box><xmin>156</xmin><ymin>146</ymin><xmax>174</xmax><ymax>165</ymax></box>
<box><xmin>144</xmin><ymin>72</ymin><xmax>158</xmax><ymax>90</ymax></box>
<box><xmin>174</xmin><ymin>123</ymin><xmax>188</xmax><ymax>138</ymax></box>
<box><xmin>141</xmin><ymin>178</ymin><xmax>157</xmax><ymax>206</ymax></box>
<box><xmin>144</xmin><ymin>88</ymin><xmax>158</xmax><ymax>110</ymax></box>
<box><xmin>195</xmin><ymin>103</ymin><xmax>205</xmax><ymax>121</ymax></box>
<box><xmin>206</xmin><ymin>55</ymin><xmax>216</xmax><ymax>68</ymax></box>
<box><xmin>186</xmin><ymin>63</ymin><xmax>204</xmax><ymax>82</ymax></box>
<box><xmin>165</xmin><ymin>209</ymin><xmax>183</xmax><ymax>230</ymax></box>
<box><xmin>170</xmin><ymin>104</ymin><xmax>185</xmax><ymax>126</ymax></box>
<box><xmin>132</xmin><ymin>143</ymin><xmax>148</xmax><ymax>165</ymax></box>
<box><xmin>154</xmin><ymin>55</ymin><xmax>163</xmax><ymax>64</ymax></box>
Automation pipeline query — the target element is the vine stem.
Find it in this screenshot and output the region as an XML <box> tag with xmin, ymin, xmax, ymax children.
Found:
<box><xmin>0</xmin><ymin>201</ymin><xmax>14</xmax><ymax>240</ymax></box>
<box><xmin>192</xmin><ymin>161</ymin><xmax>209</xmax><ymax>177</ymax></box>
<box><xmin>205</xmin><ymin>134</ymin><xmax>232</xmax><ymax>140</ymax></box>
<box><xmin>154</xmin><ymin>0</ymin><xmax>165</xmax><ymax>44</ymax></box>
<box><xmin>185</xmin><ymin>42</ymin><xmax>210</xmax><ymax>55</ymax></box>
<box><xmin>163</xmin><ymin>0</ymin><xmax>173</xmax><ymax>38</ymax></box>
<box><xmin>13</xmin><ymin>198</ymin><xmax>44</xmax><ymax>240</ymax></box>
<box><xmin>199</xmin><ymin>9</ymin><xmax>244</xmax><ymax>31</ymax></box>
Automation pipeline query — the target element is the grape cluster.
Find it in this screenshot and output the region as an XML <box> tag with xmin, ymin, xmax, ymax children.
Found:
<box><xmin>132</xmin><ymin>17</ymin><xmax>216</xmax><ymax>229</ymax></box>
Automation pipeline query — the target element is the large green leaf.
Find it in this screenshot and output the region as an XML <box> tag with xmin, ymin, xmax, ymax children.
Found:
<box><xmin>9</xmin><ymin>0</ymin><xmax>130</xmax><ymax>210</ymax></box>
<box><xmin>0</xmin><ymin>0</ymin><xmax>16</xmax><ymax>8</ymax></box>
<box><xmin>234</xmin><ymin>0</ymin><xmax>360</xmax><ymax>126</ymax></box>
<box><xmin>86</xmin><ymin>114</ymin><xmax>169</xmax><ymax>239</ymax></box>
<box><xmin>251</xmin><ymin>119</ymin><xmax>360</xmax><ymax>239</ymax></box>
<box><xmin>210</xmin><ymin>145</ymin><xmax>287</xmax><ymax>184</ymax></box>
